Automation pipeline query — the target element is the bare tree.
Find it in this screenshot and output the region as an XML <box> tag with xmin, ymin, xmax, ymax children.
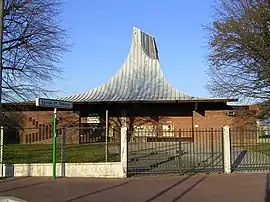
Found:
<box><xmin>2</xmin><ymin>0</ymin><xmax>69</xmax><ymax>102</ymax></box>
<box><xmin>206</xmin><ymin>0</ymin><xmax>270</xmax><ymax>120</ymax></box>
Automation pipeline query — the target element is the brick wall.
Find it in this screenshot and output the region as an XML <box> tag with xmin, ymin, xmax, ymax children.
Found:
<box><xmin>121</xmin><ymin>109</ymin><xmax>257</xmax><ymax>131</ymax></box>
<box><xmin>6</xmin><ymin>111</ymin><xmax>80</xmax><ymax>144</ymax></box>
<box><xmin>120</xmin><ymin>108</ymin><xmax>258</xmax><ymax>143</ymax></box>
<box><xmin>5</xmin><ymin>105</ymin><xmax>258</xmax><ymax>144</ymax></box>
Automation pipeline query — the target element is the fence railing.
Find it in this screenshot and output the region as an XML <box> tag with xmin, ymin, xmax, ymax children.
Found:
<box><xmin>128</xmin><ymin>127</ymin><xmax>270</xmax><ymax>176</ymax></box>
<box><xmin>230</xmin><ymin>128</ymin><xmax>270</xmax><ymax>172</ymax></box>
<box><xmin>1</xmin><ymin>125</ymin><xmax>269</xmax><ymax>175</ymax></box>
<box><xmin>2</xmin><ymin>126</ymin><xmax>121</xmax><ymax>164</ymax></box>
<box><xmin>128</xmin><ymin>128</ymin><xmax>224</xmax><ymax>176</ymax></box>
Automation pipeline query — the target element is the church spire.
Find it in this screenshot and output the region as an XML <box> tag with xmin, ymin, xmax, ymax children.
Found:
<box><xmin>60</xmin><ymin>27</ymin><xmax>200</xmax><ymax>102</ymax></box>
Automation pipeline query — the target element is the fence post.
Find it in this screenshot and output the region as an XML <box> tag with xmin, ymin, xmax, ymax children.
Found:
<box><xmin>222</xmin><ymin>125</ymin><xmax>231</xmax><ymax>174</ymax></box>
<box><xmin>178</xmin><ymin>129</ymin><xmax>182</xmax><ymax>174</ymax></box>
<box><xmin>211</xmin><ymin>128</ymin><xmax>214</xmax><ymax>168</ymax></box>
<box><xmin>0</xmin><ymin>126</ymin><xmax>3</xmax><ymax>178</ymax></box>
<box><xmin>121</xmin><ymin>127</ymin><xmax>127</xmax><ymax>178</ymax></box>
<box><xmin>105</xmin><ymin>110</ymin><xmax>109</xmax><ymax>162</ymax></box>
<box><xmin>61</xmin><ymin>128</ymin><xmax>66</xmax><ymax>177</ymax></box>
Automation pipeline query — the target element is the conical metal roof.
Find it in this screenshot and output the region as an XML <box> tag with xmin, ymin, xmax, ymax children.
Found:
<box><xmin>59</xmin><ymin>27</ymin><xmax>205</xmax><ymax>103</ymax></box>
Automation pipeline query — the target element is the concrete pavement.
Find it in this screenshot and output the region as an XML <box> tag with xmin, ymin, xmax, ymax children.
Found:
<box><xmin>0</xmin><ymin>173</ymin><xmax>269</xmax><ymax>202</ymax></box>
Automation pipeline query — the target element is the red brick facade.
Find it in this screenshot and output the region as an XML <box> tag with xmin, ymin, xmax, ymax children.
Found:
<box><xmin>4</xmin><ymin>104</ymin><xmax>258</xmax><ymax>144</ymax></box>
<box><xmin>5</xmin><ymin>111</ymin><xmax>80</xmax><ymax>144</ymax></box>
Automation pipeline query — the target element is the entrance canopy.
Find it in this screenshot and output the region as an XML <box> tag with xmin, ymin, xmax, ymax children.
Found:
<box><xmin>59</xmin><ymin>27</ymin><xmax>236</xmax><ymax>104</ymax></box>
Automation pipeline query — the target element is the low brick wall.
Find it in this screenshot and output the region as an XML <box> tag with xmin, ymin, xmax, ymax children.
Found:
<box><xmin>3</xmin><ymin>162</ymin><xmax>124</xmax><ymax>178</ymax></box>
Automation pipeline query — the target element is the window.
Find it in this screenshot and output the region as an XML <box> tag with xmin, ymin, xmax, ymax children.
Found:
<box><xmin>45</xmin><ymin>125</ymin><xmax>49</xmax><ymax>139</ymax></box>
<box><xmin>35</xmin><ymin>121</ymin><xmax>38</xmax><ymax>128</ymax></box>
<box><xmin>42</xmin><ymin>124</ymin><xmax>45</xmax><ymax>139</ymax></box>
<box><xmin>49</xmin><ymin>126</ymin><xmax>52</xmax><ymax>138</ymax></box>
<box><xmin>39</xmin><ymin>124</ymin><xmax>42</xmax><ymax>139</ymax></box>
<box><xmin>140</xmin><ymin>31</ymin><xmax>158</xmax><ymax>59</ymax></box>
<box><xmin>25</xmin><ymin>134</ymin><xmax>28</xmax><ymax>143</ymax></box>
<box><xmin>39</xmin><ymin>131</ymin><xmax>42</xmax><ymax>141</ymax></box>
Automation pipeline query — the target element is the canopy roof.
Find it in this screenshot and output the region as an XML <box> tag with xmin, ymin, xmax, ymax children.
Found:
<box><xmin>59</xmin><ymin>27</ymin><xmax>236</xmax><ymax>103</ymax></box>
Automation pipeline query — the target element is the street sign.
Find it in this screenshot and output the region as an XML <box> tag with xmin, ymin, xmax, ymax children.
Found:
<box><xmin>35</xmin><ymin>98</ymin><xmax>73</xmax><ymax>109</ymax></box>
<box><xmin>35</xmin><ymin>97</ymin><xmax>73</xmax><ymax>180</ymax></box>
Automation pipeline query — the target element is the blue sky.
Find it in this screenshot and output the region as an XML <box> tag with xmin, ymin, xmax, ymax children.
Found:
<box><xmin>54</xmin><ymin>0</ymin><xmax>217</xmax><ymax>98</ymax></box>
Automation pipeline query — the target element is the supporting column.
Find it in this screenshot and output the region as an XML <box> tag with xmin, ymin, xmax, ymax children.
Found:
<box><xmin>223</xmin><ymin>125</ymin><xmax>231</xmax><ymax>174</ymax></box>
<box><xmin>256</xmin><ymin>120</ymin><xmax>261</xmax><ymax>144</ymax></box>
<box><xmin>121</xmin><ymin>110</ymin><xmax>127</xmax><ymax>128</ymax></box>
<box><xmin>121</xmin><ymin>127</ymin><xmax>127</xmax><ymax>178</ymax></box>
<box><xmin>105</xmin><ymin>110</ymin><xmax>109</xmax><ymax>162</ymax></box>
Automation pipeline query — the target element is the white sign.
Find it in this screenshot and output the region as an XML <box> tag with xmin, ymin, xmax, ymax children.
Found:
<box><xmin>36</xmin><ymin>98</ymin><xmax>73</xmax><ymax>109</ymax></box>
<box><xmin>87</xmin><ymin>114</ymin><xmax>100</xmax><ymax>123</ymax></box>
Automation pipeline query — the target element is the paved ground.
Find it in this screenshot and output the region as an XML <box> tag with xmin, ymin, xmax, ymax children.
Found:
<box><xmin>0</xmin><ymin>173</ymin><xmax>269</xmax><ymax>202</ymax></box>
<box><xmin>231</xmin><ymin>147</ymin><xmax>270</xmax><ymax>170</ymax></box>
<box><xmin>129</xmin><ymin>141</ymin><xmax>270</xmax><ymax>175</ymax></box>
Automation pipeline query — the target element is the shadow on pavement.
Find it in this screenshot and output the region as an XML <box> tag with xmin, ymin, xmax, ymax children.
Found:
<box><xmin>64</xmin><ymin>179</ymin><xmax>136</xmax><ymax>202</ymax></box>
<box><xmin>144</xmin><ymin>175</ymin><xmax>197</xmax><ymax>202</ymax></box>
<box><xmin>0</xmin><ymin>177</ymin><xmax>29</xmax><ymax>184</ymax></box>
<box><xmin>266</xmin><ymin>173</ymin><xmax>270</xmax><ymax>202</ymax></box>
<box><xmin>171</xmin><ymin>176</ymin><xmax>207</xmax><ymax>202</ymax></box>
<box><xmin>0</xmin><ymin>181</ymin><xmax>48</xmax><ymax>193</ymax></box>
<box><xmin>231</xmin><ymin>150</ymin><xmax>247</xmax><ymax>172</ymax></box>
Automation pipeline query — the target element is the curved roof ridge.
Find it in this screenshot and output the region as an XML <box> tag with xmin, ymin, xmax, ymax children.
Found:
<box><xmin>59</xmin><ymin>27</ymin><xmax>207</xmax><ymax>102</ymax></box>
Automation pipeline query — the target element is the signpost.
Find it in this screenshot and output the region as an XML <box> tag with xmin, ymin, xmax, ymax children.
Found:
<box><xmin>35</xmin><ymin>98</ymin><xmax>73</xmax><ymax>179</ymax></box>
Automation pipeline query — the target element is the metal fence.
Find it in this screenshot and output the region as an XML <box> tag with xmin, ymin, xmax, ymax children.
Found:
<box><xmin>128</xmin><ymin>127</ymin><xmax>270</xmax><ymax>176</ymax></box>
<box><xmin>230</xmin><ymin>128</ymin><xmax>270</xmax><ymax>172</ymax></box>
<box><xmin>2</xmin><ymin>125</ymin><xmax>269</xmax><ymax>175</ymax></box>
<box><xmin>2</xmin><ymin>126</ymin><xmax>121</xmax><ymax>165</ymax></box>
<box><xmin>128</xmin><ymin>128</ymin><xmax>224</xmax><ymax>176</ymax></box>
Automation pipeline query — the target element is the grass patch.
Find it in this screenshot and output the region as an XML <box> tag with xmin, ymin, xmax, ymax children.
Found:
<box><xmin>259</xmin><ymin>135</ymin><xmax>270</xmax><ymax>139</ymax></box>
<box><xmin>3</xmin><ymin>144</ymin><xmax>120</xmax><ymax>164</ymax></box>
<box><xmin>239</xmin><ymin>143</ymin><xmax>270</xmax><ymax>156</ymax></box>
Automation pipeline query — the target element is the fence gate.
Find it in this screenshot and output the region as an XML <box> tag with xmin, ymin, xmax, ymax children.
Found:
<box><xmin>230</xmin><ymin>128</ymin><xmax>270</xmax><ymax>172</ymax></box>
<box><xmin>127</xmin><ymin>128</ymin><xmax>224</xmax><ymax>176</ymax></box>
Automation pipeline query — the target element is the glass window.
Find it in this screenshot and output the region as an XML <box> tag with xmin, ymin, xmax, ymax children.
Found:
<box><xmin>49</xmin><ymin>128</ymin><xmax>52</xmax><ymax>138</ymax></box>
<box><xmin>140</xmin><ymin>31</ymin><xmax>158</xmax><ymax>59</ymax></box>
<box><xmin>45</xmin><ymin>125</ymin><xmax>49</xmax><ymax>139</ymax></box>
<box><xmin>39</xmin><ymin>124</ymin><xmax>42</xmax><ymax>140</ymax></box>
<box><xmin>42</xmin><ymin>125</ymin><xmax>45</xmax><ymax>139</ymax></box>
